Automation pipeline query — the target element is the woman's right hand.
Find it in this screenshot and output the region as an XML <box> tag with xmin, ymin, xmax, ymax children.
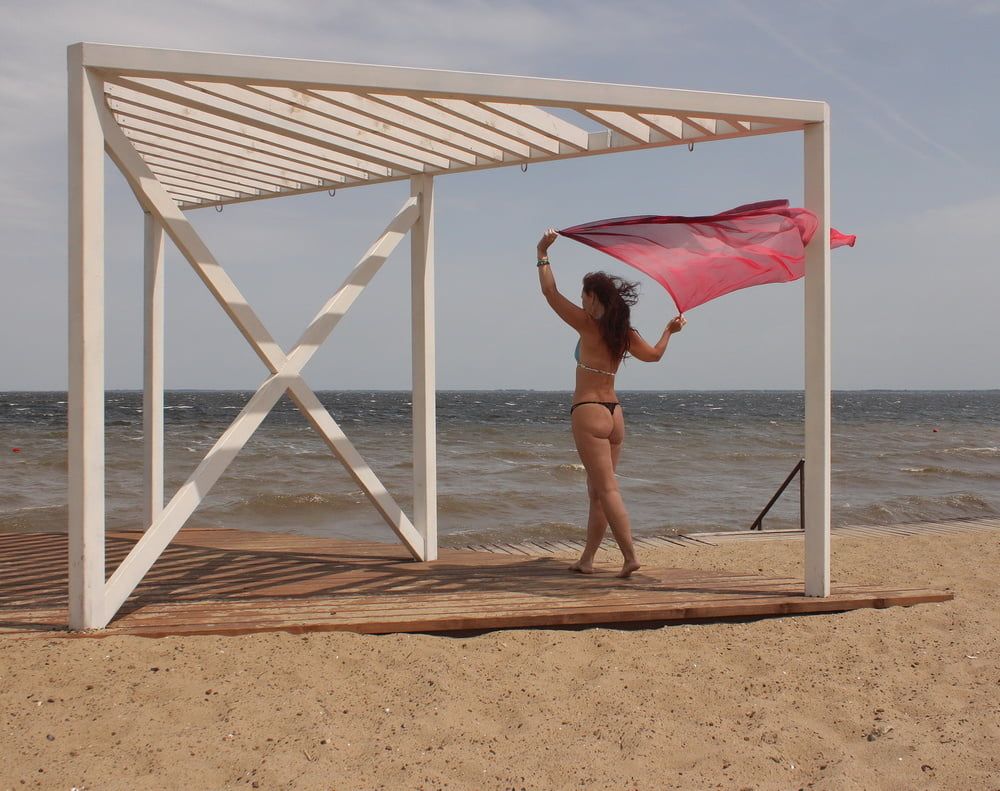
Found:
<box><xmin>667</xmin><ymin>315</ymin><xmax>687</xmax><ymax>334</ymax></box>
<box><xmin>537</xmin><ymin>228</ymin><xmax>558</xmax><ymax>256</ymax></box>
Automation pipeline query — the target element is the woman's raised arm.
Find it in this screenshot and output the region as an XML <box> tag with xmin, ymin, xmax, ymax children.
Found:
<box><xmin>536</xmin><ymin>229</ymin><xmax>588</xmax><ymax>331</ymax></box>
<box><xmin>628</xmin><ymin>315</ymin><xmax>686</xmax><ymax>362</ymax></box>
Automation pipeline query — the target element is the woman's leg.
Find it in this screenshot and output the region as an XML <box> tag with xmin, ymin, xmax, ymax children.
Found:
<box><xmin>571</xmin><ymin>431</ymin><xmax>625</xmax><ymax>573</ymax></box>
<box><xmin>571</xmin><ymin>405</ymin><xmax>638</xmax><ymax>577</ymax></box>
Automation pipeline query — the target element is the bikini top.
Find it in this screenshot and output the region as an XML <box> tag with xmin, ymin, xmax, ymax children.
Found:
<box><xmin>574</xmin><ymin>339</ymin><xmax>616</xmax><ymax>377</ymax></box>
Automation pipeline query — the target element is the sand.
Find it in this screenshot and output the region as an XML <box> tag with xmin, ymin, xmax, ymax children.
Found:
<box><xmin>2</xmin><ymin>530</ymin><xmax>998</xmax><ymax>791</ymax></box>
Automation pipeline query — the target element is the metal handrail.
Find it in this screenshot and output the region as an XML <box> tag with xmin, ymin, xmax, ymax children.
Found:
<box><xmin>750</xmin><ymin>458</ymin><xmax>804</xmax><ymax>531</ymax></box>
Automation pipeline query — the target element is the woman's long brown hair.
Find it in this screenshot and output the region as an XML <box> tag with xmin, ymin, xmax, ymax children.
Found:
<box><xmin>582</xmin><ymin>272</ymin><xmax>640</xmax><ymax>361</ymax></box>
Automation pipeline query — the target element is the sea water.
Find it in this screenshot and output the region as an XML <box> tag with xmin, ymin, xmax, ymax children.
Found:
<box><xmin>2</xmin><ymin>390</ymin><xmax>997</xmax><ymax>546</ymax></box>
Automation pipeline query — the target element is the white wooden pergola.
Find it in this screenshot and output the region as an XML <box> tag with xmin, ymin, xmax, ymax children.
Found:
<box><xmin>68</xmin><ymin>43</ymin><xmax>833</xmax><ymax>630</ymax></box>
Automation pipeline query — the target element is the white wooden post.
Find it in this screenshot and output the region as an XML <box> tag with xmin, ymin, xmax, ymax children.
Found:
<box><xmin>410</xmin><ymin>175</ymin><xmax>437</xmax><ymax>561</ymax></box>
<box><xmin>67</xmin><ymin>47</ymin><xmax>106</xmax><ymax>629</ymax></box>
<box><xmin>143</xmin><ymin>212</ymin><xmax>165</xmax><ymax>529</ymax></box>
<box><xmin>803</xmin><ymin>112</ymin><xmax>831</xmax><ymax>597</ymax></box>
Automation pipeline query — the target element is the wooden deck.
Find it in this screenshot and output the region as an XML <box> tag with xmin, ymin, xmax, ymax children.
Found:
<box><xmin>451</xmin><ymin>516</ymin><xmax>1000</xmax><ymax>555</ymax></box>
<box><xmin>0</xmin><ymin>526</ymin><xmax>955</xmax><ymax>638</ymax></box>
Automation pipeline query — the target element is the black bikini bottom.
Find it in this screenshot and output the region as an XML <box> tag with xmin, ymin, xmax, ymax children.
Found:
<box><xmin>570</xmin><ymin>401</ymin><xmax>620</xmax><ymax>416</ymax></box>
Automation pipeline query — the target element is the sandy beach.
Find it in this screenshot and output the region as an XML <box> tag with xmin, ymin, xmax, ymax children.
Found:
<box><xmin>2</xmin><ymin>530</ymin><xmax>998</xmax><ymax>791</ymax></box>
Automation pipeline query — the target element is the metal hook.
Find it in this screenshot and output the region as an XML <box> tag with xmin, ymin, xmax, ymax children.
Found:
<box><xmin>328</xmin><ymin>189</ymin><xmax>336</xmax><ymax>197</ymax></box>
<box><xmin>687</xmin><ymin>142</ymin><xmax>695</xmax><ymax>152</ymax></box>
<box><xmin>520</xmin><ymin>162</ymin><xmax>528</xmax><ymax>173</ymax></box>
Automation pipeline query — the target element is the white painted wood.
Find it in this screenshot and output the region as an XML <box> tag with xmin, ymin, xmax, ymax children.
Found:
<box><xmin>803</xmin><ymin>113</ymin><xmax>831</xmax><ymax>598</ymax></box>
<box><xmin>96</xmin><ymin>140</ymin><xmax>423</xmax><ymax>613</ymax></box>
<box><xmin>478</xmin><ymin>101</ymin><xmax>589</xmax><ymax>151</ymax></box>
<box><xmin>77</xmin><ymin>43</ymin><xmax>827</xmax><ymax>122</ymax></box>
<box><xmin>635</xmin><ymin>113</ymin><xmax>683</xmax><ymax>140</ymax></box>
<box><xmin>107</xmin><ymin>76</ymin><xmax>389</xmax><ymax>178</ymax></box>
<box><xmin>141</xmin><ymin>151</ymin><xmax>292</xmax><ymax>192</ymax></box>
<box><xmin>105</xmin><ymin>373</ymin><xmax>290</xmax><ymax>616</ymax></box>
<box><xmin>581</xmin><ymin>110</ymin><xmax>651</xmax><ymax>144</ymax></box>
<box><xmin>114</xmin><ymin>109</ymin><xmax>370</xmax><ymax>182</ymax></box>
<box><xmin>67</xmin><ymin>49</ymin><xmax>106</xmax><ymax>630</ymax></box>
<box><xmin>147</xmin><ymin>160</ymin><xmax>279</xmax><ymax>195</ymax></box>
<box><xmin>680</xmin><ymin>116</ymin><xmax>718</xmax><ymax>135</ymax></box>
<box><xmin>104</xmin><ymin>198</ymin><xmax>421</xmax><ymax>614</ymax></box>
<box><xmin>251</xmin><ymin>85</ymin><xmax>479</xmax><ymax>166</ymax></box>
<box><xmin>109</xmin><ymin>100</ymin><xmax>349</xmax><ymax>182</ymax></box>
<box><xmin>131</xmin><ymin>138</ymin><xmax>330</xmax><ymax>189</ymax></box>
<box><xmin>312</xmin><ymin>88</ymin><xmax>506</xmax><ymax>161</ymax></box>
<box><xmin>427</xmin><ymin>98</ymin><xmax>561</xmax><ymax>154</ymax></box>
<box><xmin>154</xmin><ymin>175</ymin><xmax>244</xmax><ymax>201</ymax></box>
<box><xmin>142</xmin><ymin>213</ymin><xmax>165</xmax><ymax>532</ymax></box>
<box><xmin>372</xmin><ymin>95</ymin><xmax>532</xmax><ymax>158</ymax></box>
<box><xmin>285</xmin><ymin>382</ymin><xmax>424</xmax><ymax>558</ymax></box>
<box><xmin>410</xmin><ymin>175</ymin><xmax>438</xmax><ymax>562</ymax></box>
<box><xmin>96</xmin><ymin>101</ymin><xmax>292</xmax><ymax>372</ymax></box>
<box><xmin>70</xmin><ymin>42</ymin><xmax>837</xmax><ymax>627</ymax></box>
<box><xmin>186</xmin><ymin>80</ymin><xmax>435</xmax><ymax>171</ymax></box>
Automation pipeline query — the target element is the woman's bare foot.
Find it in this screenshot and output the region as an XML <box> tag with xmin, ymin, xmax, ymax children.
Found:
<box><xmin>616</xmin><ymin>559</ymin><xmax>641</xmax><ymax>578</ymax></box>
<box><xmin>569</xmin><ymin>558</ymin><xmax>595</xmax><ymax>574</ymax></box>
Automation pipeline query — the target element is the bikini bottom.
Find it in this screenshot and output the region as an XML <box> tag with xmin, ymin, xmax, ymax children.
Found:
<box><xmin>569</xmin><ymin>401</ymin><xmax>620</xmax><ymax>416</ymax></box>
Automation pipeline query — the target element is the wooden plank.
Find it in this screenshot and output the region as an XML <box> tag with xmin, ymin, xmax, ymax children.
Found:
<box><xmin>0</xmin><ymin>529</ymin><xmax>956</xmax><ymax>639</ymax></box>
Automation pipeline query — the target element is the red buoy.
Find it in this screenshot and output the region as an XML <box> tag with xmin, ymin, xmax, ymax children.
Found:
<box><xmin>11</xmin><ymin>448</ymin><xmax>21</xmax><ymax>453</ymax></box>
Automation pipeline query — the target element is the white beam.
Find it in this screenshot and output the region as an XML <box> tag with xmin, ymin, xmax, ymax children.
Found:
<box><xmin>803</xmin><ymin>113</ymin><xmax>831</xmax><ymax>597</ymax></box>
<box><xmin>67</xmin><ymin>49</ymin><xmax>106</xmax><ymax>630</ymax></box>
<box><xmin>79</xmin><ymin>43</ymin><xmax>827</xmax><ymax>122</ymax></box>
<box><xmin>142</xmin><ymin>213</ymin><xmax>165</xmax><ymax>532</ymax></box>
<box><xmin>410</xmin><ymin>175</ymin><xmax>437</xmax><ymax>562</ymax></box>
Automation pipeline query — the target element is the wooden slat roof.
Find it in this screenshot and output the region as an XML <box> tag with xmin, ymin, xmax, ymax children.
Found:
<box><xmin>77</xmin><ymin>43</ymin><xmax>826</xmax><ymax>210</ymax></box>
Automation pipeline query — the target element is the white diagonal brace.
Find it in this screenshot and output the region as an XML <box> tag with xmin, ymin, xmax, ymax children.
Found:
<box><xmin>284</xmin><ymin>196</ymin><xmax>419</xmax><ymax>371</ymax></box>
<box><xmin>102</xmin><ymin>196</ymin><xmax>421</xmax><ymax>618</ymax></box>
<box><xmin>286</xmin><ymin>382</ymin><xmax>423</xmax><ymax>555</ymax></box>
<box><xmin>104</xmin><ymin>372</ymin><xmax>290</xmax><ymax>617</ymax></box>
<box><xmin>97</xmin><ymin>97</ymin><xmax>288</xmax><ymax>373</ymax></box>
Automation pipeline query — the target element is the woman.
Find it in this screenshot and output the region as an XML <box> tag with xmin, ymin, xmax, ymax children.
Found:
<box><xmin>536</xmin><ymin>229</ymin><xmax>686</xmax><ymax>578</ymax></box>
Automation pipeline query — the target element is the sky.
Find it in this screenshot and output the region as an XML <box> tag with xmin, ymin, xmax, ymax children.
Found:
<box><xmin>1</xmin><ymin>0</ymin><xmax>998</xmax><ymax>391</ymax></box>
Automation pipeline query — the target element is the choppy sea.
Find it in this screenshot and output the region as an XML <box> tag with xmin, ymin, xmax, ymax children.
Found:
<box><xmin>1</xmin><ymin>391</ymin><xmax>998</xmax><ymax>545</ymax></box>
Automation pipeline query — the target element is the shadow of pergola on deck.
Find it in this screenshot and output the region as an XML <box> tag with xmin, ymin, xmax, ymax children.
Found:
<box><xmin>0</xmin><ymin>528</ymin><xmax>952</xmax><ymax>638</ymax></box>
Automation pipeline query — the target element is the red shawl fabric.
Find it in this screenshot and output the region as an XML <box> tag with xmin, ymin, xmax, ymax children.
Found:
<box><xmin>559</xmin><ymin>200</ymin><xmax>856</xmax><ymax>313</ymax></box>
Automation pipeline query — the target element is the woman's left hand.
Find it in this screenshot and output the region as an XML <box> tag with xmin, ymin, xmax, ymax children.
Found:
<box><xmin>667</xmin><ymin>315</ymin><xmax>687</xmax><ymax>334</ymax></box>
<box><xmin>537</xmin><ymin>228</ymin><xmax>558</xmax><ymax>256</ymax></box>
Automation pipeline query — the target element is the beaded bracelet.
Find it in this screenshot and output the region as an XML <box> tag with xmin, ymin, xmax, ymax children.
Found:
<box><xmin>536</xmin><ymin>257</ymin><xmax>550</xmax><ymax>267</ymax></box>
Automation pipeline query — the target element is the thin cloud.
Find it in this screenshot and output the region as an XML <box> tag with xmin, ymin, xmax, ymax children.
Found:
<box><xmin>728</xmin><ymin>0</ymin><xmax>972</xmax><ymax>169</ymax></box>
